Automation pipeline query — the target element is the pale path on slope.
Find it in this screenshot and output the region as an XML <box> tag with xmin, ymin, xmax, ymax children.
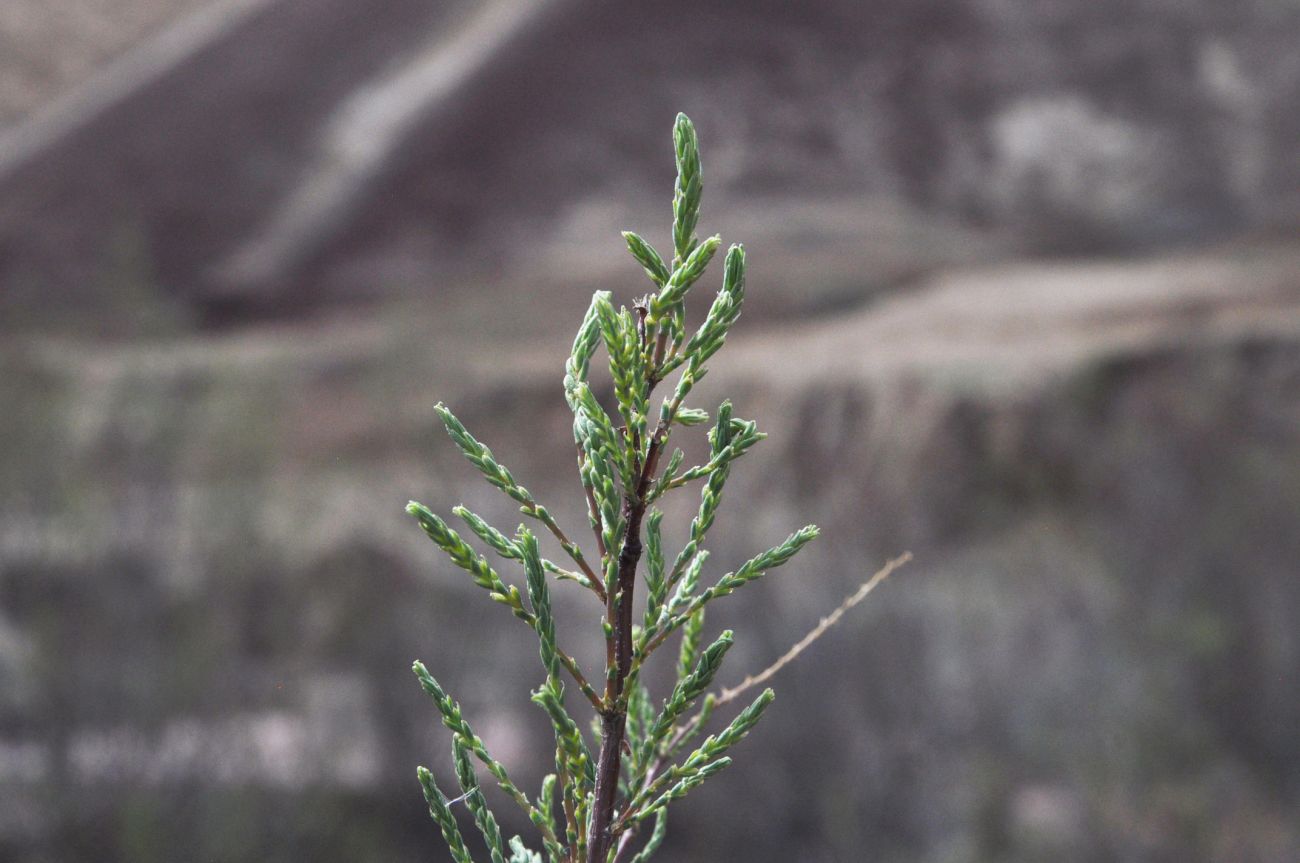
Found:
<box><xmin>0</xmin><ymin>0</ymin><xmax>272</xmax><ymax>180</ymax></box>
<box><xmin>212</xmin><ymin>0</ymin><xmax>563</xmax><ymax>292</ymax></box>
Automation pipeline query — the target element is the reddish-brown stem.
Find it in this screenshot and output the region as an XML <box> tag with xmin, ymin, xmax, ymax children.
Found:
<box><xmin>588</xmin><ymin>398</ymin><xmax>671</xmax><ymax>863</ymax></box>
<box><xmin>536</xmin><ymin>502</ymin><xmax>606</xmax><ymax>603</ymax></box>
<box><xmin>557</xmin><ymin>648</ymin><xmax>604</xmax><ymax>713</ymax></box>
<box><xmin>634</xmin><ymin>303</ymin><xmax>648</xmax><ymax>348</ymax></box>
<box><xmin>650</xmin><ymin>328</ymin><xmax>669</xmax><ymax>380</ymax></box>
<box><xmin>588</xmin><ymin>492</ymin><xmax>647</xmax><ymax>863</ymax></box>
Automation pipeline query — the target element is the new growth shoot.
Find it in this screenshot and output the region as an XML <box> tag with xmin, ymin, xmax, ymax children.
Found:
<box><xmin>407</xmin><ymin>113</ymin><xmax>905</xmax><ymax>863</ymax></box>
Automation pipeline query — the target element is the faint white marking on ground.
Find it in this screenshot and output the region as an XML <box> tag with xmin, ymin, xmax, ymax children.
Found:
<box><xmin>213</xmin><ymin>0</ymin><xmax>559</xmax><ymax>291</ymax></box>
<box><xmin>0</xmin><ymin>0</ymin><xmax>272</xmax><ymax>181</ymax></box>
<box><xmin>50</xmin><ymin>674</ymin><xmax>381</xmax><ymax>788</ymax></box>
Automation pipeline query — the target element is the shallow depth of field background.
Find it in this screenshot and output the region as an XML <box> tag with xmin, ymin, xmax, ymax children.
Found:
<box><xmin>2</xmin><ymin>1</ymin><xmax>1299</xmax><ymax>861</ymax></box>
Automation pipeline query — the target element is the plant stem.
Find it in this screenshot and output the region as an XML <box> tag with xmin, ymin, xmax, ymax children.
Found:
<box><xmin>557</xmin><ymin>648</ymin><xmax>605</xmax><ymax>713</ymax></box>
<box><xmin>531</xmin><ymin>504</ymin><xmax>606</xmax><ymax>602</ymax></box>
<box><xmin>589</xmin><ymin>369</ymin><xmax>670</xmax><ymax>863</ymax></box>
<box><xmin>588</xmin><ymin>493</ymin><xmax>646</xmax><ymax>862</ymax></box>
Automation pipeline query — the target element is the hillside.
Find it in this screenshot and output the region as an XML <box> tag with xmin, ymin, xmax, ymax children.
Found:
<box><xmin>4</xmin><ymin>245</ymin><xmax>1299</xmax><ymax>861</ymax></box>
<box><xmin>1</xmin><ymin>0</ymin><xmax>1297</xmax><ymax>327</ymax></box>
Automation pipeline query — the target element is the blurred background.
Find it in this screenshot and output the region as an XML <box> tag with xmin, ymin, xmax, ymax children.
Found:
<box><xmin>2</xmin><ymin>1</ymin><xmax>1299</xmax><ymax>861</ymax></box>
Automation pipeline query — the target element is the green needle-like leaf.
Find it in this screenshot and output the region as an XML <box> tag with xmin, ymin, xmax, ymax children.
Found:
<box><xmin>566</xmin><ymin>291</ymin><xmax>609</xmax><ymax>391</ymax></box>
<box><xmin>536</xmin><ymin>773</ymin><xmax>558</xmax><ymax>839</ymax></box>
<box><xmin>519</xmin><ymin>527</ymin><xmax>561</xmax><ymax>684</ymax></box>
<box><xmin>677</xmin><ymin>607</ymin><xmax>706</xmax><ymax>685</ymax></box>
<box><xmin>629</xmin><ymin>809</ymin><xmax>668</xmax><ymax>863</ymax></box>
<box><xmin>413</xmin><ymin>662</ymin><xmax>561</xmax><ymax>848</ymax></box>
<box><xmin>418</xmin><ymin>766</ymin><xmax>478</xmax><ymax>863</ymax></box>
<box><xmin>597</xmin><ymin>299</ymin><xmax>649</xmax><ymax>445</ymax></box>
<box><xmin>408</xmin><ymin>502</ymin><xmax>508</xmax><ymax>596</ymax></box>
<box><xmin>643</xmin><ymin>510</ymin><xmax>666</xmax><ymax>630</ymax></box>
<box><xmin>672</xmin><ymin>112</ymin><xmax>702</xmax><ymax>265</ymax></box>
<box><xmin>637</xmin><ymin>630</ymin><xmax>732</xmax><ymax>771</ymax></box>
<box><xmin>651</xmin><ymin>235</ymin><xmax>720</xmax><ymax>321</ymax></box>
<box><xmin>623</xmin><ymin>231</ymin><xmax>671</xmax><ymax>287</ymax></box>
<box><xmin>453</xmin><ymin>506</ymin><xmax>521</xmax><ymax>560</ymax></box>
<box><xmin>508</xmin><ymin>836</ymin><xmax>544</xmax><ymax>863</ymax></box>
<box><xmin>532</xmin><ymin>686</ymin><xmax>595</xmax><ymax>790</ymax></box>
<box><xmin>453</xmin><ymin>735</ymin><xmax>507</xmax><ymax>863</ymax></box>
<box><xmin>638</xmin><ymin>757</ymin><xmax>732</xmax><ymax>820</ymax></box>
<box><xmin>435</xmin><ymin>404</ymin><xmax>533</xmax><ymax>506</ymax></box>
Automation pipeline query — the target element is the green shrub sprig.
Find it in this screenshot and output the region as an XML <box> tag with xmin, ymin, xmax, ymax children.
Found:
<box><xmin>408</xmin><ymin>113</ymin><xmax>907</xmax><ymax>863</ymax></box>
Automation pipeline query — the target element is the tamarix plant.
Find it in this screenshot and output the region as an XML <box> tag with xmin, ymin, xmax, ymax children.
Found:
<box><xmin>406</xmin><ymin>113</ymin><xmax>909</xmax><ymax>863</ymax></box>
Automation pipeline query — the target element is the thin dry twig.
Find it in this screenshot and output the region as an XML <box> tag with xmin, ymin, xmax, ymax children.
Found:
<box><xmin>716</xmin><ymin>552</ymin><xmax>912</xmax><ymax>707</ymax></box>
<box><xmin>620</xmin><ymin>552</ymin><xmax>914</xmax><ymax>841</ymax></box>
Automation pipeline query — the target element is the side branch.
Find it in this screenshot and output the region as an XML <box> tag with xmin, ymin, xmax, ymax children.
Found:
<box><xmin>529</xmin><ymin>502</ymin><xmax>607</xmax><ymax>602</ymax></box>
<box><xmin>558</xmin><ymin>648</ymin><xmax>606</xmax><ymax>713</ymax></box>
<box><xmin>717</xmin><ymin>553</ymin><xmax>911</xmax><ymax>707</ymax></box>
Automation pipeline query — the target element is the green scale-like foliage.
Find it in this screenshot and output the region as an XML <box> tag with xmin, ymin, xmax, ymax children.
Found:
<box><xmin>405</xmin><ymin>113</ymin><xmax>840</xmax><ymax>863</ymax></box>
